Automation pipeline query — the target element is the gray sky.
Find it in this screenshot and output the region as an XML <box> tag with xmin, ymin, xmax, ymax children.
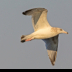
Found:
<box><xmin>0</xmin><ymin>0</ymin><xmax>72</xmax><ymax>69</ymax></box>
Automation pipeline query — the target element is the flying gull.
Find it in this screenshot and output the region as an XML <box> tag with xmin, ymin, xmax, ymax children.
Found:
<box><xmin>21</xmin><ymin>8</ymin><xmax>68</xmax><ymax>66</ymax></box>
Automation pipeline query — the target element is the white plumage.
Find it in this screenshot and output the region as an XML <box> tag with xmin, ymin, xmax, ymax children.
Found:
<box><xmin>21</xmin><ymin>8</ymin><xmax>68</xmax><ymax>66</ymax></box>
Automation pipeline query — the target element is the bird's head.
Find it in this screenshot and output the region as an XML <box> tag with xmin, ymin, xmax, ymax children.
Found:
<box><xmin>57</xmin><ymin>28</ymin><xmax>68</xmax><ymax>34</ymax></box>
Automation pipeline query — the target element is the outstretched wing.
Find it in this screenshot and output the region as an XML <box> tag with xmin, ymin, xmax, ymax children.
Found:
<box><xmin>22</xmin><ymin>8</ymin><xmax>51</xmax><ymax>31</ymax></box>
<box><xmin>42</xmin><ymin>35</ymin><xmax>59</xmax><ymax>66</ymax></box>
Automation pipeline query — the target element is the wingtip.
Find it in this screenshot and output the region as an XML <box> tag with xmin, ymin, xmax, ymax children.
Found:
<box><xmin>51</xmin><ymin>62</ymin><xmax>55</xmax><ymax>66</ymax></box>
<box><xmin>47</xmin><ymin>50</ymin><xmax>57</xmax><ymax>66</ymax></box>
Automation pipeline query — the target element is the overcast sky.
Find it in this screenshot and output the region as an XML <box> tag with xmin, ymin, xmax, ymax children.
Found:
<box><xmin>0</xmin><ymin>0</ymin><xmax>72</xmax><ymax>69</ymax></box>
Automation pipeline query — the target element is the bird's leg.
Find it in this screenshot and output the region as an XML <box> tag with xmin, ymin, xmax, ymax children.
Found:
<box><xmin>21</xmin><ymin>37</ymin><xmax>34</xmax><ymax>43</ymax></box>
<box><xmin>21</xmin><ymin>35</ymin><xmax>34</xmax><ymax>43</ymax></box>
<box><xmin>25</xmin><ymin>38</ymin><xmax>32</xmax><ymax>41</ymax></box>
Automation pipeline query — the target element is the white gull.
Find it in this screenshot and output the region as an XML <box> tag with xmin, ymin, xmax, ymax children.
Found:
<box><xmin>21</xmin><ymin>8</ymin><xmax>68</xmax><ymax>66</ymax></box>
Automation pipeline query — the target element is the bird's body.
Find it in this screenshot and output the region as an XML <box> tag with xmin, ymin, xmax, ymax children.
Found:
<box><xmin>22</xmin><ymin>27</ymin><xmax>59</xmax><ymax>40</ymax></box>
<box><xmin>32</xmin><ymin>27</ymin><xmax>55</xmax><ymax>39</ymax></box>
<box><xmin>21</xmin><ymin>8</ymin><xmax>68</xmax><ymax>66</ymax></box>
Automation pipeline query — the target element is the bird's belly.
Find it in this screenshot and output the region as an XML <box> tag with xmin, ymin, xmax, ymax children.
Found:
<box><xmin>35</xmin><ymin>33</ymin><xmax>57</xmax><ymax>39</ymax></box>
<box><xmin>34</xmin><ymin>29</ymin><xmax>57</xmax><ymax>39</ymax></box>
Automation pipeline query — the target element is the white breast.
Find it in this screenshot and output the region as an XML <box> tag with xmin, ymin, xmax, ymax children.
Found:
<box><xmin>33</xmin><ymin>27</ymin><xmax>58</xmax><ymax>39</ymax></box>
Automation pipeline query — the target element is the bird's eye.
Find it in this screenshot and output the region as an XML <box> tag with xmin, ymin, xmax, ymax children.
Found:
<box><xmin>60</xmin><ymin>29</ymin><xmax>62</xmax><ymax>31</ymax></box>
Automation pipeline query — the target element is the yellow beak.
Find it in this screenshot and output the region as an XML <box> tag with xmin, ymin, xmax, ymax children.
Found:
<box><xmin>63</xmin><ymin>31</ymin><xmax>68</xmax><ymax>34</ymax></box>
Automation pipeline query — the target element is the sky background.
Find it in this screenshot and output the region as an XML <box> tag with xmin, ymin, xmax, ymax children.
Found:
<box><xmin>0</xmin><ymin>0</ymin><xmax>72</xmax><ymax>69</ymax></box>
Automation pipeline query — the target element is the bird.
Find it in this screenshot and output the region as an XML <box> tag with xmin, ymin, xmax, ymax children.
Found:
<box><xmin>21</xmin><ymin>8</ymin><xmax>68</xmax><ymax>66</ymax></box>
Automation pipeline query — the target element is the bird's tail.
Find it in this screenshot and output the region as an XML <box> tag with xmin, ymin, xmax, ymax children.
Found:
<box><xmin>21</xmin><ymin>34</ymin><xmax>34</xmax><ymax>43</ymax></box>
<box><xmin>21</xmin><ymin>35</ymin><xmax>26</xmax><ymax>43</ymax></box>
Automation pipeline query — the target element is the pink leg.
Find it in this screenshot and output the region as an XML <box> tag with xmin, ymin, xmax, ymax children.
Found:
<box><xmin>25</xmin><ymin>38</ymin><xmax>32</xmax><ymax>42</ymax></box>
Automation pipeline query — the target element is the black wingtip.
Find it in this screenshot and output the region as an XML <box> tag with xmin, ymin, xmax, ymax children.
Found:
<box><xmin>22</xmin><ymin>9</ymin><xmax>33</xmax><ymax>15</ymax></box>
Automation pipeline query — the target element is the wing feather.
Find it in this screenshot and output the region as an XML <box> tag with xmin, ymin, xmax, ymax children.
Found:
<box><xmin>22</xmin><ymin>8</ymin><xmax>50</xmax><ymax>31</ymax></box>
<box><xmin>42</xmin><ymin>35</ymin><xmax>59</xmax><ymax>66</ymax></box>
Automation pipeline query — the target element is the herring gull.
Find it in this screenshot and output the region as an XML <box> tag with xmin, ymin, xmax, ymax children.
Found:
<box><xmin>21</xmin><ymin>8</ymin><xmax>68</xmax><ymax>66</ymax></box>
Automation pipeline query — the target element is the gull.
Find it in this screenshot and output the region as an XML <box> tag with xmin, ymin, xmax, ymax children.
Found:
<box><xmin>21</xmin><ymin>8</ymin><xmax>68</xmax><ymax>66</ymax></box>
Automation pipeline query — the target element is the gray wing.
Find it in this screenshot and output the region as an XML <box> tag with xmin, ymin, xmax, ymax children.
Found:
<box><xmin>42</xmin><ymin>35</ymin><xmax>59</xmax><ymax>66</ymax></box>
<box><xmin>22</xmin><ymin>8</ymin><xmax>50</xmax><ymax>31</ymax></box>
